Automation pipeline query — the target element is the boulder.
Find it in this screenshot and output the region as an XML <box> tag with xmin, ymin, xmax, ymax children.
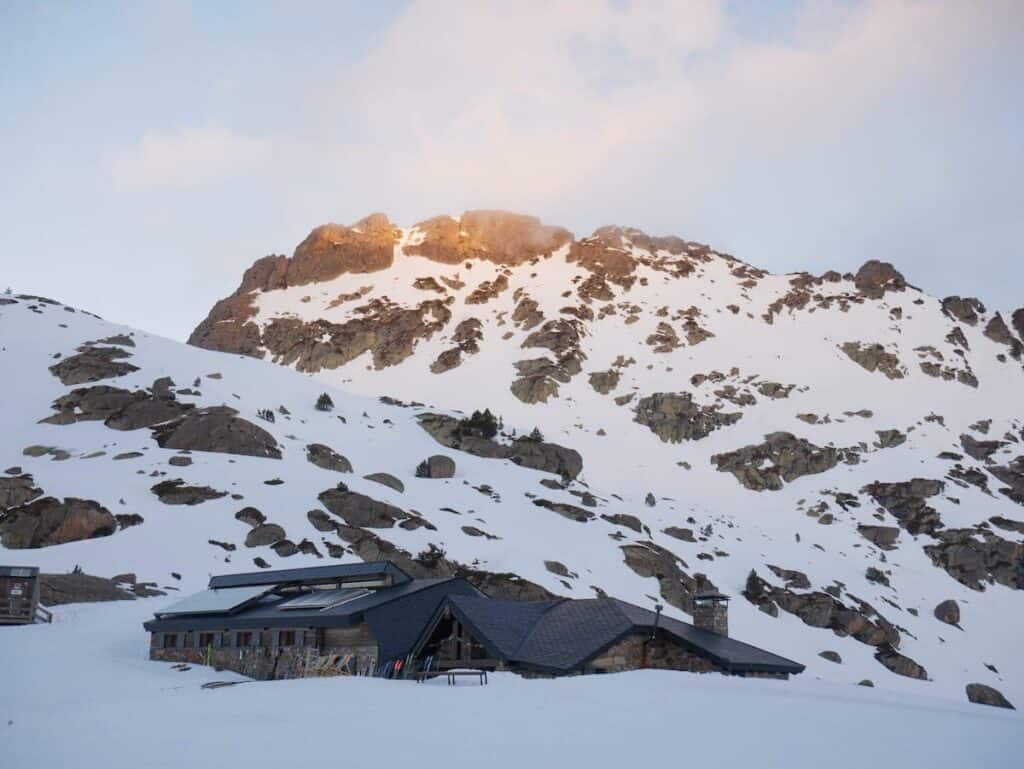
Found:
<box><xmin>417</xmin><ymin>454</ymin><xmax>455</xmax><ymax>479</ymax></box>
<box><xmin>874</xmin><ymin>646</ymin><xmax>928</xmax><ymax>680</ymax></box>
<box><xmin>933</xmin><ymin>599</ymin><xmax>960</xmax><ymax>625</ymax></box>
<box><xmin>151</xmin><ymin>479</ymin><xmax>227</xmax><ymax>506</ymax></box>
<box><xmin>857</xmin><ymin>525</ymin><xmax>900</xmax><ymax>550</ymax></box>
<box><xmin>600</xmin><ymin>513</ymin><xmax>642</xmax><ymax>533</ymax></box>
<box><xmin>0</xmin><ymin>497</ymin><xmax>117</xmax><ymax>548</ymax></box>
<box><xmin>245</xmin><ymin>524</ymin><xmax>286</xmax><ymax>548</ymax></box>
<box><xmin>532</xmin><ymin>498</ymin><xmax>594</xmax><ymax>523</ymax></box>
<box><xmin>235</xmin><ymin>507</ymin><xmax>266</xmax><ymax>527</ymax></box>
<box><xmin>318</xmin><ymin>486</ymin><xmax>408</xmax><ymax>528</ymax></box>
<box><xmin>152</xmin><ymin>408</ymin><xmax>281</xmax><ymax>459</ymax></box>
<box><xmin>48</xmin><ymin>345</ymin><xmax>139</xmax><ymax>385</ymax></box>
<box><xmin>306</xmin><ymin>443</ymin><xmax>353</xmax><ymax>473</ymax></box>
<box><xmin>363</xmin><ymin>473</ymin><xmax>405</xmax><ymax>493</ymax></box>
<box><xmin>819</xmin><ymin>650</ymin><xmax>842</xmax><ymax>664</ymax></box>
<box><xmin>965</xmin><ymin>683</ymin><xmax>1015</xmax><ymax>710</ymax></box>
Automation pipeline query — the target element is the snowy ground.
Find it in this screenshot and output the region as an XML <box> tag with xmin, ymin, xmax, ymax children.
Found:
<box><xmin>1</xmin><ymin>599</ymin><xmax>1020</xmax><ymax>769</ymax></box>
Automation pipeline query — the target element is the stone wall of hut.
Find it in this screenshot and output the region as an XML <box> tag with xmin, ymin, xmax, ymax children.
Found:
<box><xmin>149</xmin><ymin>625</ymin><xmax>379</xmax><ymax>680</ymax></box>
<box><xmin>586</xmin><ymin>633</ymin><xmax>723</xmax><ymax>674</ymax></box>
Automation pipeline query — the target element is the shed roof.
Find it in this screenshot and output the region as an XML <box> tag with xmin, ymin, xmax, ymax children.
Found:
<box><xmin>207</xmin><ymin>561</ymin><xmax>409</xmax><ymax>590</ymax></box>
<box><xmin>0</xmin><ymin>565</ymin><xmax>39</xmax><ymax>578</ymax></box>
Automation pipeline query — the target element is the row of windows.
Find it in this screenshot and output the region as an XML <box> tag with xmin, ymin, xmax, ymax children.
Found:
<box><xmin>160</xmin><ymin>630</ymin><xmax>299</xmax><ymax>650</ymax></box>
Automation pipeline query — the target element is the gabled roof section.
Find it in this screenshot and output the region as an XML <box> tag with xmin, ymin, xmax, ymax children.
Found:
<box><xmin>366</xmin><ymin>579</ymin><xmax>484</xmax><ymax>661</ymax></box>
<box><xmin>418</xmin><ymin>595</ymin><xmax>805</xmax><ymax>676</ymax></box>
<box><xmin>207</xmin><ymin>561</ymin><xmax>410</xmax><ymax>590</ymax></box>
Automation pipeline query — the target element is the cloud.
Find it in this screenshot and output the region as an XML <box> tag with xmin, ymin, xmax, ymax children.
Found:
<box><xmin>105</xmin><ymin>125</ymin><xmax>270</xmax><ymax>189</ymax></box>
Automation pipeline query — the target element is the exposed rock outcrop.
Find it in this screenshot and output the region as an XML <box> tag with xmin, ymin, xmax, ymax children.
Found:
<box><xmin>874</xmin><ymin>647</ymin><xmax>928</xmax><ymax>680</ymax></box>
<box><xmin>744</xmin><ymin>570</ymin><xmax>900</xmax><ymax>648</ymax></box>
<box><xmin>853</xmin><ymin>260</ymin><xmax>907</xmax><ymax>299</ymax></box>
<box><xmin>150</xmin><ymin>480</ymin><xmax>227</xmax><ymax>506</ymax></box>
<box><xmin>152</xmin><ymin>408</ymin><xmax>281</xmax><ymax>459</ymax></box>
<box><xmin>318</xmin><ymin>484</ymin><xmax>410</xmax><ymax>528</ymax></box>
<box><xmin>941</xmin><ymin>296</ymin><xmax>985</xmax><ymax>326</ymax></box>
<box><xmin>417</xmin><ymin>413</ymin><xmax>582</xmax><ymax>479</ymax></box>
<box><xmin>862</xmin><ymin>479</ymin><xmax>945</xmax><ymax>535</ymax></box>
<box><xmin>966</xmin><ymin>683</ymin><xmax>1015</xmax><ymax>709</ymax></box>
<box><xmin>712</xmin><ymin>433</ymin><xmax>858</xmax><ymax>491</ymax></box>
<box><xmin>633</xmin><ymin>393</ymin><xmax>742</xmax><ymax>443</ymax></box>
<box><xmin>0</xmin><ymin>497</ymin><xmax>118</xmax><ymax>548</ymax></box>
<box><xmin>923</xmin><ymin>528</ymin><xmax>1024</xmax><ymax>590</ymax></box>
<box><xmin>0</xmin><ymin>474</ymin><xmax>43</xmax><ymax>509</ymax></box>
<box><xmin>305</xmin><ymin>443</ymin><xmax>353</xmax><ymax>474</ymax></box>
<box><xmin>840</xmin><ymin>342</ymin><xmax>906</xmax><ymax>379</ymax></box>
<box><xmin>48</xmin><ymin>344</ymin><xmax>139</xmax><ymax>385</ymax></box>
<box><xmin>405</xmin><ymin>211</ymin><xmax>571</xmax><ymax>266</ymax></box>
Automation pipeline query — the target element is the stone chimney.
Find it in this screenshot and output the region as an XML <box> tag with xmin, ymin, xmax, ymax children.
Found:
<box><xmin>692</xmin><ymin>590</ymin><xmax>730</xmax><ymax>636</ymax></box>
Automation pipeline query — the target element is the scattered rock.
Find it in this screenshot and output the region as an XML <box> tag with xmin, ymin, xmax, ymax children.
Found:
<box><xmin>245</xmin><ymin>524</ymin><xmax>286</xmax><ymax>548</ymax></box>
<box><xmin>819</xmin><ymin>650</ymin><xmax>842</xmax><ymax>664</ymax></box>
<box><xmin>0</xmin><ymin>497</ymin><xmax>118</xmax><ymax>548</ymax></box>
<box><xmin>150</xmin><ymin>479</ymin><xmax>227</xmax><ymax>505</ymax></box>
<box><xmin>713</xmin><ymin>433</ymin><xmax>858</xmax><ymax>491</ymax></box>
<box><xmin>235</xmin><ymin>507</ymin><xmax>266</xmax><ymax>527</ymax></box>
<box><xmin>633</xmin><ymin>392</ymin><xmax>742</xmax><ymax>443</ymax></box>
<box><xmin>965</xmin><ymin>683</ymin><xmax>1015</xmax><ymax>710</ymax></box>
<box><xmin>840</xmin><ymin>342</ymin><xmax>906</xmax><ymax>379</ymax></box>
<box><xmin>152</xmin><ymin>408</ymin><xmax>281</xmax><ymax>459</ymax></box>
<box><xmin>48</xmin><ymin>345</ymin><xmax>139</xmax><ymax>385</ymax></box>
<box><xmin>532</xmin><ymin>498</ymin><xmax>594</xmax><ymax>523</ymax></box>
<box><xmin>874</xmin><ymin>646</ymin><xmax>928</xmax><ymax>679</ymax></box>
<box><xmin>857</xmin><ymin>525</ymin><xmax>900</xmax><ymax>550</ymax></box>
<box><xmin>933</xmin><ymin>599</ymin><xmax>960</xmax><ymax>625</ymax></box>
<box><xmin>416</xmin><ymin>455</ymin><xmax>455</xmax><ymax>479</ymax></box>
<box><xmin>305</xmin><ymin>443</ymin><xmax>353</xmax><ymax>473</ymax></box>
<box><xmin>318</xmin><ymin>485</ymin><xmax>409</xmax><ymax>528</ymax></box>
<box><xmin>363</xmin><ymin>473</ymin><xmax>405</xmax><ymax>493</ymax></box>
<box><xmin>600</xmin><ymin>513</ymin><xmax>642</xmax><ymax>533</ymax></box>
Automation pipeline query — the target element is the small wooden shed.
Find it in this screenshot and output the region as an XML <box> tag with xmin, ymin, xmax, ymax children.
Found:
<box><xmin>0</xmin><ymin>566</ymin><xmax>50</xmax><ymax>625</ymax></box>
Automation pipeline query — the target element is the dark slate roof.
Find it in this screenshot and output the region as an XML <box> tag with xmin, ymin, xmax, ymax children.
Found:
<box><xmin>143</xmin><ymin>577</ymin><xmax>466</xmax><ymax>633</ymax></box>
<box><xmin>431</xmin><ymin>596</ymin><xmax>805</xmax><ymax>675</ymax></box>
<box><xmin>367</xmin><ymin>580</ymin><xmax>483</xmax><ymax>661</ymax></box>
<box><xmin>446</xmin><ymin>595</ymin><xmax>562</xmax><ymax>659</ymax></box>
<box><xmin>207</xmin><ymin>561</ymin><xmax>409</xmax><ymax>589</ymax></box>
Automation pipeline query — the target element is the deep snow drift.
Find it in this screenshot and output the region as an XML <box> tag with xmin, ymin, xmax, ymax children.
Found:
<box><xmin>0</xmin><ymin>599</ymin><xmax>1020</xmax><ymax>769</ymax></box>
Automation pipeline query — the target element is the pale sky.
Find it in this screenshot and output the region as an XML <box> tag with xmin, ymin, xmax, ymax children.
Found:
<box><xmin>1</xmin><ymin>1</ymin><xmax>1021</xmax><ymax>341</ymax></box>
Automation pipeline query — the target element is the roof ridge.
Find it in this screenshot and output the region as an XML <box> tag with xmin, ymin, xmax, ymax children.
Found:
<box><xmin>509</xmin><ymin>597</ymin><xmax>570</xmax><ymax>657</ymax></box>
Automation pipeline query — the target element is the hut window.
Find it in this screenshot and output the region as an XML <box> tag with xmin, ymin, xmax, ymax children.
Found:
<box><xmin>198</xmin><ymin>632</ymin><xmax>217</xmax><ymax>647</ymax></box>
<box><xmin>235</xmin><ymin>631</ymin><xmax>253</xmax><ymax>648</ymax></box>
<box><xmin>161</xmin><ymin>633</ymin><xmax>178</xmax><ymax>650</ymax></box>
<box><xmin>279</xmin><ymin>630</ymin><xmax>296</xmax><ymax>647</ymax></box>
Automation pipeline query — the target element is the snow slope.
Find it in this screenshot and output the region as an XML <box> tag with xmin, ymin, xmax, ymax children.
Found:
<box><xmin>1</xmin><ymin>251</ymin><xmax>1022</xmax><ymax>711</ymax></box>
<box><xmin>181</xmin><ymin>214</ymin><xmax>1024</xmax><ymax>705</ymax></box>
<box><xmin>1</xmin><ymin>599</ymin><xmax>1020</xmax><ymax>769</ymax></box>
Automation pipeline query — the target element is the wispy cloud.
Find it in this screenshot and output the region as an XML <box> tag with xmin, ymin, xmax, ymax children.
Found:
<box><xmin>105</xmin><ymin>125</ymin><xmax>270</xmax><ymax>189</ymax></box>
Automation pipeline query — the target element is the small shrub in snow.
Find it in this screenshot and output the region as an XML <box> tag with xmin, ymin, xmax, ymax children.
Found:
<box><xmin>315</xmin><ymin>393</ymin><xmax>334</xmax><ymax>412</ymax></box>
